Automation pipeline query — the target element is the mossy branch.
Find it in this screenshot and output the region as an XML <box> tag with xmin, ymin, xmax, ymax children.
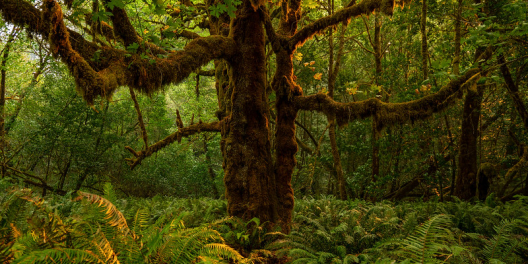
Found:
<box><xmin>289</xmin><ymin>0</ymin><xmax>396</xmax><ymax>50</ymax></box>
<box><xmin>125</xmin><ymin>119</ymin><xmax>223</xmax><ymax>169</ymax></box>
<box><xmin>294</xmin><ymin>68</ymin><xmax>481</xmax><ymax>128</ymax></box>
<box><xmin>0</xmin><ymin>0</ymin><xmax>238</xmax><ymax>105</ymax></box>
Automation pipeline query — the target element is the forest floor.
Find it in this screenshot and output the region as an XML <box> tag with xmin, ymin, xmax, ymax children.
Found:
<box><xmin>1</xmin><ymin>179</ymin><xmax>528</xmax><ymax>263</ymax></box>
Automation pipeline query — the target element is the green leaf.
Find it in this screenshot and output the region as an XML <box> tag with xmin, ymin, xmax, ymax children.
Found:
<box><xmin>106</xmin><ymin>0</ymin><xmax>124</xmax><ymax>10</ymax></box>
<box><xmin>127</xmin><ymin>42</ymin><xmax>140</xmax><ymax>53</ymax></box>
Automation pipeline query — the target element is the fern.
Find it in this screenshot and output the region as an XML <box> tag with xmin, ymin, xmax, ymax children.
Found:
<box><xmin>480</xmin><ymin>218</ymin><xmax>528</xmax><ymax>263</ymax></box>
<box><xmin>11</xmin><ymin>248</ymin><xmax>105</xmax><ymax>264</ymax></box>
<box><xmin>75</xmin><ymin>191</ymin><xmax>129</xmax><ymax>232</ymax></box>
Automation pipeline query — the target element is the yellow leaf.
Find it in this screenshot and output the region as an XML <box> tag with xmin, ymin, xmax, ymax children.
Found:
<box><xmin>347</xmin><ymin>87</ymin><xmax>358</xmax><ymax>95</ymax></box>
<box><xmin>143</xmin><ymin>29</ymin><xmax>149</xmax><ymax>34</ymax></box>
<box><xmin>294</xmin><ymin>52</ymin><xmax>303</xmax><ymax>61</ymax></box>
<box><xmin>304</xmin><ymin>62</ymin><xmax>309</xmax><ymax>66</ymax></box>
<box><xmin>310</xmin><ymin>61</ymin><xmax>315</xmax><ymax>65</ymax></box>
<box><xmin>314</xmin><ymin>73</ymin><xmax>322</xmax><ymax>80</ymax></box>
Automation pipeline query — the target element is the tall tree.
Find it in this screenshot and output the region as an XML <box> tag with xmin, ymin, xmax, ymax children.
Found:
<box><xmin>0</xmin><ymin>0</ymin><xmax>484</xmax><ymax>232</ymax></box>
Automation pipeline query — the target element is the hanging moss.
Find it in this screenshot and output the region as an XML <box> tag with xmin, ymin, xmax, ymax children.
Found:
<box><xmin>295</xmin><ymin>68</ymin><xmax>481</xmax><ymax>129</ymax></box>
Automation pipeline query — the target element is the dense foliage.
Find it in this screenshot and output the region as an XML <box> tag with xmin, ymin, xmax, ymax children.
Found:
<box><xmin>1</xmin><ymin>179</ymin><xmax>527</xmax><ymax>263</ymax></box>
<box><xmin>1</xmin><ymin>0</ymin><xmax>528</xmax><ymax>262</ymax></box>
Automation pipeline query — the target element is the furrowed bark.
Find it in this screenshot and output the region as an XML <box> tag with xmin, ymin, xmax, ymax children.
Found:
<box><xmin>224</xmin><ymin>1</ymin><xmax>287</xmax><ymax>231</ymax></box>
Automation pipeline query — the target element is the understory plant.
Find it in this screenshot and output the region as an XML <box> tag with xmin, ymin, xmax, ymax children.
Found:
<box><xmin>0</xmin><ymin>180</ymin><xmax>246</xmax><ymax>264</ymax></box>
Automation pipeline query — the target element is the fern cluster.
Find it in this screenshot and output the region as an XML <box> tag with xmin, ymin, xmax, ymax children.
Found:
<box><xmin>2</xmin><ymin>177</ymin><xmax>528</xmax><ymax>264</ymax></box>
<box><xmin>0</xmin><ymin>179</ymin><xmax>246</xmax><ymax>264</ymax></box>
<box><xmin>273</xmin><ymin>195</ymin><xmax>528</xmax><ymax>263</ymax></box>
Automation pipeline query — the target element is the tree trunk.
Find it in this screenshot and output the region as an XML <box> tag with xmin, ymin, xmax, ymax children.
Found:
<box><xmin>498</xmin><ymin>55</ymin><xmax>528</xmax><ymax>130</ymax></box>
<box><xmin>327</xmin><ymin>0</ymin><xmax>348</xmax><ymax>200</ymax></box>
<box><xmin>452</xmin><ymin>0</ymin><xmax>462</xmax><ymax>75</ymax></box>
<box><xmin>420</xmin><ymin>0</ymin><xmax>428</xmax><ymax>80</ymax></box>
<box><xmin>0</xmin><ymin>28</ymin><xmax>17</xmax><ymax>178</ymax></box>
<box><xmin>204</xmin><ymin>135</ymin><xmax>219</xmax><ymax>199</ymax></box>
<box><xmin>454</xmin><ymin>85</ymin><xmax>482</xmax><ymax>200</ymax></box>
<box><xmin>223</xmin><ymin>4</ymin><xmax>290</xmax><ymax>232</ymax></box>
<box><xmin>371</xmin><ymin>14</ymin><xmax>383</xmax><ymax>183</ymax></box>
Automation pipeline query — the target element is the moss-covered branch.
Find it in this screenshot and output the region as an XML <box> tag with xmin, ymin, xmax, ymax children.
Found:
<box><xmin>294</xmin><ymin>68</ymin><xmax>481</xmax><ymax>128</ymax></box>
<box><xmin>0</xmin><ymin>0</ymin><xmax>237</xmax><ymax>105</ymax></box>
<box><xmin>125</xmin><ymin>120</ymin><xmax>223</xmax><ymax>169</ymax></box>
<box><xmin>289</xmin><ymin>0</ymin><xmax>395</xmax><ymax>50</ymax></box>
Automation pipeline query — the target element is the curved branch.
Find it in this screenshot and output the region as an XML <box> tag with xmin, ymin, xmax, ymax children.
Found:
<box><xmin>125</xmin><ymin>120</ymin><xmax>223</xmax><ymax>169</ymax></box>
<box><xmin>289</xmin><ymin>0</ymin><xmax>395</xmax><ymax>50</ymax></box>
<box><xmin>294</xmin><ymin>120</ymin><xmax>318</xmax><ymax>147</ymax></box>
<box><xmin>1</xmin><ymin>0</ymin><xmax>237</xmax><ymax>105</ymax></box>
<box><xmin>294</xmin><ymin>68</ymin><xmax>481</xmax><ymax>128</ymax></box>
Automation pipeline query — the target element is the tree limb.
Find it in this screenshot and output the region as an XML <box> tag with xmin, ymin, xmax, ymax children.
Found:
<box><xmin>289</xmin><ymin>0</ymin><xmax>395</xmax><ymax>50</ymax></box>
<box><xmin>294</xmin><ymin>68</ymin><xmax>481</xmax><ymax>128</ymax></box>
<box><xmin>125</xmin><ymin>119</ymin><xmax>223</xmax><ymax>169</ymax></box>
<box><xmin>0</xmin><ymin>0</ymin><xmax>238</xmax><ymax>105</ymax></box>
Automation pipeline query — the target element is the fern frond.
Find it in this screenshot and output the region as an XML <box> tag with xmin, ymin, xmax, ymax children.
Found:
<box><xmin>12</xmin><ymin>248</ymin><xmax>105</xmax><ymax>264</ymax></box>
<box><xmin>201</xmin><ymin>243</ymin><xmax>245</xmax><ymax>261</ymax></box>
<box><xmin>91</xmin><ymin>229</ymin><xmax>120</xmax><ymax>264</ymax></box>
<box><xmin>397</xmin><ymin>214</ymin><xmax>455</xmax><ymax>263</ymax></box>
<box><xmin>75</xmin><ymin>192</ymin><xmax>129</xmax><ymax>232</ymax></box>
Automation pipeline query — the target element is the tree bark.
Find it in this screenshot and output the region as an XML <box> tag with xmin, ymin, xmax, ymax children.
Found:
<box><xmin>420</xmin><ymin>0</ymin><xmax>428</xmax><ymax>80</ymax></box>
<box><xmin>371</xmin><ymin>14</ymin><xmax>382</xmax><ymax>183</ymax></box>
<box><xmin>454</xmin><ymin>84</ymin><xmax>483</xmax><ymax>200</ymax></box>
<box><xmin>223</xmin><ymin>2</ymin><xmax>286</xmax><ymax>231</ymax></box>
<box><xmin>498</xmin><ymin>55</ymin><xmax>528</xmax><ymax>130</ymax></box>
<box><xmin>452</xmin><ymin>0</ymin><xmax>462</xmax><ymax>75</ymax></box>
<box><xmin>327</xmin><ymin>0</ymin><xmax>348</xmax><ymax>200</ymax></box>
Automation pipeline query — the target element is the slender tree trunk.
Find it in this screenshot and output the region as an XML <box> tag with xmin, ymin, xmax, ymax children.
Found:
<box><xmin>371</xmin><ymin>14</ymin><xmax>383</xmax><ymax>183</ymax></box>
<box><xmin>452</xmin><ymin>0</ymin><xmax>462</xmax><ymax>75</ymax></box>
<box><xmin>421</xmin><ymin>0</ymin><xmax>428</xmax><ymax>80</ymax></box>
<box><xmin>327</xmin><ymin>0</ymin><xmax>348</xmax><ymax>200</ymax></box>
<box><xmin>454</xmin><ymin>76</ymin><xmax>483</xmax><ymax>200</ymax></box>
<box><xmin>498</xmin><ymin>55</ymin><xmax>528</xmax><ymax>130</ymax></box>
<box><xmin>0</xmin><ymin>28</ymin><xmax>17</xmax><ymax>178</ymax></box>
<box><xmin>204</xmin><ymin>135</ymin><xmax>219</xmax><ymax>198</ymax></box>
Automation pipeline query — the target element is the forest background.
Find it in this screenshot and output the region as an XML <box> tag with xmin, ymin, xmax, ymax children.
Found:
<box><xmin>0</xmin><ymin>0</ymin><xmax>528</xmax><ymax>262</ymax></box>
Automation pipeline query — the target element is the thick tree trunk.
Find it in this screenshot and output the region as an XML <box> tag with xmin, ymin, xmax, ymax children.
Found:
<box><xmin>223</xmin><ymin>4</ymin><xmax>291</xmax><ymax>232</ymax></box>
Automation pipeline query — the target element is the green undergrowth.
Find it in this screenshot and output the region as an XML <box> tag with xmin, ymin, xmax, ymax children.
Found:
<box><xmin>1</xmin><ymin>178</ymin><xmax>527</xmax><ymax>263</ymax></box>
